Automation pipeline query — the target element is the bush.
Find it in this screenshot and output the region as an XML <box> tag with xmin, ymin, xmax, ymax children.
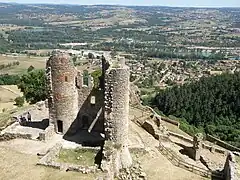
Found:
<box><xmin>27</xmin><ymin>65</ymin><xmax>35</xmax><ymax>72</ymax></box>
<box><xmin>14</xmin><ymin>96</ymin><xmax>24</xmax><ymax>107</ymax></box>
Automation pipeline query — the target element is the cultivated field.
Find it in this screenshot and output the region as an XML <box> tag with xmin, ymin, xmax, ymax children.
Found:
<box><xmin>0</xmin><ymin>54</ymin><xmax>46</xmax><ymax>74</ymax></box>
<box><xmin>0</xmin><ymin>85</ymin><xmax>24</xmax><ymax>112</ymax></box>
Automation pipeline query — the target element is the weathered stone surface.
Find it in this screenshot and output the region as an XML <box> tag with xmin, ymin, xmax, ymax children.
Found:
<box><xmin>0</xmin><ymin>132</ymin><xmax>32</xmax><ymax>141</ymax></box>
<box><xmin>224</xmin><ymin>152</ymin><xmax>238</xmax><ymax>180</ymax></box>
<box><xmin>192</xmin><ymin>133</ymin><xmax>204</xmax><ymax>161</ymax></box>
<box><xmin>39</xmin><ymin>125</ymin><xmax>55</xmax><ymax>141</ymax></box>
<box><xmin>46</xmin><ymin>53</ymin><xmax>133</xmax><ymax>176</ymax></box>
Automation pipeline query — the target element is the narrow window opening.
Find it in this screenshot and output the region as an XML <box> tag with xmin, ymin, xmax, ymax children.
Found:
<box><xmin>65</xmin><ymin>76</ymin><xmax>68</xmax><ymax>82</ymax></box>
<box><xmin>57</xmin><ymin>120</ymin><xmax>63</xmax><ymax>133</ymax></box>
<box><xmin>75</xmin><ymin>77</ymin><xmax>80</xmax><ymax>88</ymax></box>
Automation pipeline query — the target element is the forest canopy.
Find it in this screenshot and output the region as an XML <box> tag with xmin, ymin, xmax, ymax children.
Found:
<box><xmin>153</xmin><ymin>72</ymin><xmax>240</xmax><ymax>147</ymax></box>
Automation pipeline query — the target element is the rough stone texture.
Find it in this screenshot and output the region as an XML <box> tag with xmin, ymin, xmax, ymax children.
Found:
<box><xmin>0</xmin><ymin>132</ymin><xmax>32</xmax><ymax>141</ymax></box>
<box><xmin>37</xmin><ymin>143</ymin><xmax>98</xmax><ymax>174</ymax></box>
<box><xmin>46</xmin><ymin>53</ymin><xmax>132</xmax><ymax>176</ymax></box>
<box><xmin>47</xmin><ymin>53</ymin><xmax>79</xmax><ymax>134</ymax></box>
<box><xmin>117</xmin><ymin>161</ymin><xmax>147</xmax><ymax>180</ymax></box>
<box><xmin>224</xmin><ymin>152</ymin><xmax>237</xmax><ymax>180</ymax></box>
<box><xmin>104</xmin><ymin>65</ymin><xmax>132</xmax><ymax>173</ymax></box>
<box><xmin>47</xmin><ymin>52</ymin><xmax>104</xmax><ymax>135</ymax></box>
<box><xmin>38</xmin><ymin>143</ymin><xmax>98</xmax><ymax>174</ymax></box>
<box><xmin>169</xmin><ymin>132</ymin><xmax>193</xmax><ymax>144</ymax></box>
<box><xmin>207</xmin><ymin>134</ymin><xmax>240</xmax><ymax>152</ymax></box>
<box><xmin>39</xmin><ymin>125</ymin><xmax>55</xmax><ymax>141</ymax></box>
<box><xmin>193</xmin><ymin>133</ymin><xmax>204</xmax><ymax>161</ymax></box>
<box><xmin>75</xmin><ymin>77</ymin><xmax>104</xmax><ymax>133</ymax></box>
<box><xmin>142</xmin><ymin>120</ymin><xmax>160</xmax><ymax>140</ymax></box>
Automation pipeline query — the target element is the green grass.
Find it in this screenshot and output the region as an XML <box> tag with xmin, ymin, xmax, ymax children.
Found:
<box><xmin>57</xmin><ymin>148</ymin><xmax>98</xmax><ymax>166</ymax></box>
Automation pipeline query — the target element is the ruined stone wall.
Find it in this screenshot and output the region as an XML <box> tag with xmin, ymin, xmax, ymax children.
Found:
<box><xmin>224</xmin><ymin>152</ymin><xmax>237</xmax><ymax>180</ymax></box>
<box><xmin>46</xmin><ymin>63</ymin><xmax>55</xmax><ymax>126</ymax></box>
<box><xmin>206</xmin><ymin>134</ymin><xmax>240</xmax><ymax>152</ymax></box>
<box><xmin>48</xmin><ymin>53</ymin><xmax>78</xmax><ymax>134</ymax></box>
<box><xmin>75</xmin><ymin>72</ymin><xmax>104</xmax><ymax>133</ymax></box>
<box><xmin>39</xmin><ymin>125</ymin><xmax>55</xmax><ymax>141</ymax></box>
<box><xmin>0</xmin><ymin>132</ymin><xmax>32</xmax><ymax>141</ymax></box>
<box><xmin>104</xmin><ymin>65</ymin><xmax>132</xmax><ymax>173</ymax></box>
<box><xmin>37</xmin><ymin>144</ymin><xmax>98</xmax><ymax>174</ymax></box>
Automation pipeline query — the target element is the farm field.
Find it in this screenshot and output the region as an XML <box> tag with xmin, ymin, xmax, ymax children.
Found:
<box><xmin>0</xmin><ymin>54</ymin><xmax>46</xmax><ymax>75</ymax></box>
<box><xmin>0</xmin><ymin>85</ymin><xmax>24</xmax><ymax>112</ymax></box>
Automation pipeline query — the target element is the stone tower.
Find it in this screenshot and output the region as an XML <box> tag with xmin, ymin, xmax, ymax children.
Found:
<box><xmin>46</xmin><ymin>52</ymin><xmax>78</xmax><ymax>134</ymax></box>
<box><xmin>193</xmin><ymin>133</ymin><xmax>203</xmax><ymax>161</ymax></box>
<box><xmin>104</xmin><ymin>60</ymin><xmax>132</xmax><ymax>173</ymax></box>
<box><xmin>46</xmin><ymin>52</ymin><xmax>132</xmax><ymax>176</ymax></box>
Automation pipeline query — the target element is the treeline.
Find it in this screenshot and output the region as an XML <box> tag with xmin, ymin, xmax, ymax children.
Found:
<box><xmin>152</xmin><ymin>72</ymin><xmax>240</xmax><ymax>147</ymax></box>
<box><xmin>0</xmin><ymin>61</ymin><xmax>20</xmax><ymax>70</ymax></box>
<box><xmin>145</xmin><ymin>49</ymin><xmax>226</xmax><ymax>60</ymax></box>
<box><xmin>0</xmin><ymin>74</ymin><xmax>21</xmax><ymax>85</ymax></box>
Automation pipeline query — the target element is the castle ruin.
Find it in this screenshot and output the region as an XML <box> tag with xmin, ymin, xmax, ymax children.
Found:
<box><xmin>45</xmin><ymin>52</ymin><xmax>132</xmax><ymax>174</ymax></box>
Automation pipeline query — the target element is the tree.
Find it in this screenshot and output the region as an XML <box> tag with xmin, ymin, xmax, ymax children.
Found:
<box><xmin>18</xmin><ymin>69</ymin><xmax>47</xmax><ymax>104</ymax></box>
<box><xmin>27</xmin><ymin>65</ymin><xmax>35</xmax><ymax>72</ymax></box>
<box><xmin>14</xmin><ymin>96</ymin><xmax>24</xmax><ymax>107</ymax></box>
<box><xmin>91</xmin><ymin>69</ymin><xmax>102</xmax><ymax>89</ymax></box>
<box><xmin>88</xmin><ymin>53</ymin><xmax>94</xmax><ymax>59</ymax></box>
<box><xmin>153</xmin><ymin>72</ymin><xmax>240</xmax><ymax>147</ymax></box>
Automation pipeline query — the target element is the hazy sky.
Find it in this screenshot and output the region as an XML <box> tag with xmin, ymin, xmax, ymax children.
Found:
<box><xmin>0</xmin><ymin>0</ymin><xmax>240</xmax><ymax>7</ymax></box>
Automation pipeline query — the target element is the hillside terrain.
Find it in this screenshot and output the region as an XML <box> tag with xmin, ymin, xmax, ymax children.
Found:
<box><xmin>0</xmin><ymin>3</ymin><xmax>239</xmax><ymax>179</ymax></box>
<box><xmin>153</xmin><ymin>72</ymin><xmax>240</xmax><ymax>147</ymax></box>
<box><xmin>0</xmin><ymin>3</ymin><xmax>239</xmax><ymax>60</ymax></box>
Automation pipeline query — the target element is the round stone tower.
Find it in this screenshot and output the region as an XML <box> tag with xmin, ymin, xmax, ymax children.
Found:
<box><xmin>104</xmin><ymin>62</ymin><xmax>132</xmax><ymax>172</ymax></box>
<box><xmin>48</xmin><ymin>52</ymin><xmax>78</xmax><ymax>134</ymax></box>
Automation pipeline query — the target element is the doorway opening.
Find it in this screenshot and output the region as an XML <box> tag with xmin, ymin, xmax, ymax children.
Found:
<box><xmin>57</xmin><ymin>120</ymin><xmax>63</xmax><ymax>133</ymax></box>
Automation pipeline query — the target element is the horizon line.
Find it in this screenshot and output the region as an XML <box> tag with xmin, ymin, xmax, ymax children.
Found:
<box><xmin>0</xmin><ymin>1</ymin><xmax>239</xmax><ymax>8</ymax></box>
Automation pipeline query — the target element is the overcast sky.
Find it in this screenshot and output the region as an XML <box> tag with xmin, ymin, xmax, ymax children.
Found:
<box><xmin>0</xmin><ymin>0</ymin><xmax>239</xmax><ymax>7</ymax></box>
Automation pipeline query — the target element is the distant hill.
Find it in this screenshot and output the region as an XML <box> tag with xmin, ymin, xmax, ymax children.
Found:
<box><xmin>153</xmin><ymin>72</ymin><xmax>240</xmax><ymax>147</ymax></box>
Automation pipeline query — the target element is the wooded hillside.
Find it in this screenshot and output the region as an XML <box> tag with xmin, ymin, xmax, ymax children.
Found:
<box><xmin>153</xmin><ymin>72</ymin><xmax>240</xmax><ymax>147</ymax></box>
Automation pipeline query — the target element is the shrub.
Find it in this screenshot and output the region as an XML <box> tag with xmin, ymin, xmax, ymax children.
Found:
<box><xmin>14</xmin><ymin>96</ymin><xmax>24</xmax><ymax>107</ymax></box>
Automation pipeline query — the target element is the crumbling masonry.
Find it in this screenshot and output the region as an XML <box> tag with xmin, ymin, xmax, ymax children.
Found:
<box><xmin>46</xmin><ymin>52</ymin><xmax>132</xmax><ymax>175</ymax></box>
